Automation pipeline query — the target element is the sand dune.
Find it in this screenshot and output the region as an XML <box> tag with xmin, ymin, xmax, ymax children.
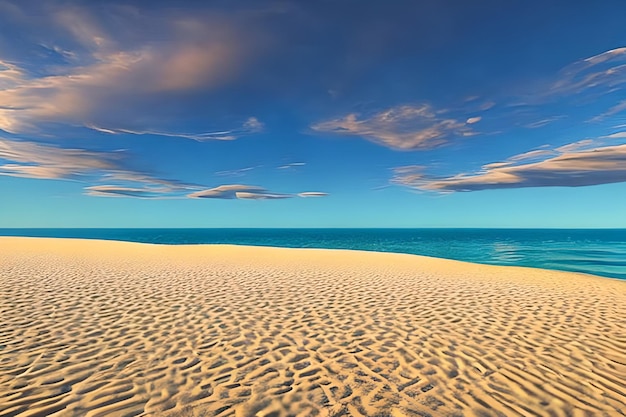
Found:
<box><xmin>1</xmin><ymin>237</ymin><xmax>625</xmax><ymax>417</ymax></box>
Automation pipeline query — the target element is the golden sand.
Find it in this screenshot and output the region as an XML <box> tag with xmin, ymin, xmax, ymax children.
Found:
<box><xmin>1</xmin><ymin>237</ymin><xmax>625</xmax><ymax>417</ymax></box>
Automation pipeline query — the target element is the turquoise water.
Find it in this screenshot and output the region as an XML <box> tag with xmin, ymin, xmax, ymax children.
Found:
<box><xmin>1</xmin><ymin>228</ymin><xmax>625</xmax><ymax>280</ymax></box>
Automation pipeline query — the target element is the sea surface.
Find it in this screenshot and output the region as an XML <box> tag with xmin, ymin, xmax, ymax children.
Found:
<box><xmin>1</xmin><ymin>228</ymin><xmax>625</xmax><ymax>280</ymax></box>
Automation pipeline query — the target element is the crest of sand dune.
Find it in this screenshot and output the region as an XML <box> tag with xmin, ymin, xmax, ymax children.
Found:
<box><xmin>0</xmin><ymin>237</ymin><xmax>625</xmax><ymax>417</ymax></box>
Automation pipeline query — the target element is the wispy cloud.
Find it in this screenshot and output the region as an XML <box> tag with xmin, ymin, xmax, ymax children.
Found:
<box><xmin>278</xmin><ymin>162</ymin><xmax>306</xmax><ymax>169</ymax></box>
<box><xmin>312</xmin><ymin>104</ymin><xmax>476</xmax><ymax>151</ymax></box>
<box><xmin>0</xmin><ymin>137</ymin><xmax>197</xmax><ymax>198</ymax></box>
<box><xmin>393</xmin><ymin>142</ymin><xmax>626</xmax><ymax>192</ymax></box>
<box><xmin>188</xmin><ymin>184</ymin><xmax>327</xmax><ymax>200</ymax></box>
<box><xmin>0</xmin><ymin>137</ymin><xmax>122</xmax><ymax>180</ymax></box>
<box><xmin>88</xmin><ymin>117</ymin><xmax>263</xmax><ymax>142</ymax></box>
<box><xmin>496</xmin><ymin>47</ymin><xmax>626</xmax><ymax>129</ymax></box>
<box><xmin>97</xmin><ymin>171</ymin><xmax>194</xmax><ymax>188</ymax></box>
<box><xmin>524</xmin><ymin>115</ymin><xmax>566</xmax><ymax>129</ymax></box>
<box><xmin>507</xmin><ymin>149</ymin><xmax>558</xmax><ymax>163</ymax></box>
<box><xmin>0</xmin><ymin>4</ymin><xmax>260</xmax><ymax>137</ymax></box>
<box><xmin>84</xmin><ymin>185</ymin><xmax>181</xmax><ymax>199</ymax></box>
<box><xmin>589</xmin><ymin>100</ymin><xmax>626</xmax><ymax>123</ymax></box>
<box><xmin>215</xmin><ymin>166</ymin><xmax>259</xmax><ymax>177</ymax></box>
<box><xmin>0</xmin><ymin>60</ymin><xmax>24</xmax><ymax>89</ymax></box>
<box><xmin>551</xmin><ymin>47</ymin><xmax>626</xmax><ymax>97</ymax></box>
<box><xmin>188</xmin><ymin>184</ymin><xmax>266</xmax><ymax>199</ymax></box>
<box><xmin>311</xmin><ymin>47</ymin><xmax>626</xmax><ymax>153</ymax></box>
<box><xmin>0</xmin><ymin>136</ymin><xmax>325</xmax><ymax>200</ymax></box>
<box><xmin>235</xmin><ymin>192</ymin><xmax>292</xmax><ymax>200</ymax></box>
<box><xmin>605</xmin><ymin>131</ymin><xmax>626</xmax><ymax>139</ymax></box>
<box><xmin>555</xmin><ymin>139</ymin><xmax>596</xmax><ymax>153</ymax></box>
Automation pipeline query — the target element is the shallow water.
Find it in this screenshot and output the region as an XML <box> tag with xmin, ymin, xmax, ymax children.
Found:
<box><xmin>2</xmin><ymin>228</ymin><xmax>626</xmax><ymax>280</ymax></box>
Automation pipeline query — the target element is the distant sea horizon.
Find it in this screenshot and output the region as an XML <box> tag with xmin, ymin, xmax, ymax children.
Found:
<box><xmin>2</xmin><ymin>228</ymin><xmax>625</xmax><ymax>280</ymax></box>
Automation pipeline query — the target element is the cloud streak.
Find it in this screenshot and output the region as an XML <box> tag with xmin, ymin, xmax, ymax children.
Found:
<box><xmin>393</xmin><ymin>142</ymin><xmax>626</xmax><ymax>192</ymax></box>
<box><xmin>84</xmin><ymin>185</ymin><xmax>179</xmax><ymax>199</ymax></box>
<box><xmin>0</xmin><ymin>137</ymin><xmax>122</xmax><ymax>180</ymax></box>
<box><xmin>188</xmin><ymin>184</ymin><xmax>328</xmax><ymax>200</ymax></box>
<box><xmin>0</xmin><ymin>136</ymin><xmax>198</xmax><ymax>199</ymax></box>
<box><xmin>311</xmin><ymin>47</ymin><xmax>626</xmax><ymax>154</ymax></box>
<box><xmin>236</xmin><ymin>192</ymin><xmax>292</xmax><ymax>200</ymax></box>
<box><xmin>312</xmin><ymin>104</ymin><xmax>476</xmax><ymax>151</ymax></box>
<box><xmin>188</xmin><ymin>185</ymin><xmax>266</xmax><ymax>199</ymax></box>
<box><xmin>278</xmin><ymin>162</ymin><xmax>306</xmax><ymax>169</ymax></box>
<box><xmin>0</xmin><ymin>4</ymin><xmax>261</xmax><ymax>138</ymax></box>
<box><xmin>590</xmin><ymin>100</ymin><xmax>626</xmax><ymax>123</ymax></box>
<box><xmin>0</xmin><ymin>137</ymin><xmax>325</xmax><ymax>201</ymax></box>
<box><xmin>552</xmin><ymin>47</ymin><xmax>626</xmax><ymax>97</ymax></box>
<box><xmin>215</xmin><ymin>166</ymin><xmax>259</xmax><ymax>177</ymax></box>
<box><xmin>88</xmin><ymin>117</ymin><xmax>263</xmax><ymax>142</ymax></box>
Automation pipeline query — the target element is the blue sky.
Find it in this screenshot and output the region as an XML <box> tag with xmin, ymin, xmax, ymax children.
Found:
<box><xmin>1</xmin><ymin>0</ymin><xmax>626</xmax><ymax>227</ymax></box>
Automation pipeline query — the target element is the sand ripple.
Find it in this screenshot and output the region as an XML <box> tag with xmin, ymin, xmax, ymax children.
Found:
<box><xmin>1</xmin><ymin>237</ymin><xmax>625</xmax><ymax>417</ymax></box>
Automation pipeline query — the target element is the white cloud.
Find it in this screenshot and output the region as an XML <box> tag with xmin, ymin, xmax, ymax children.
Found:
<box><xmin>87</xmin><ymin>182</ymin><xmax>329</xmax><ymax>200</ymax></box>
<box><xmin>312</xmin><ymin>104</ymin><xmax>474</xmax><ymax>150</ymax></box>
<box><xmin>507</xmin><ymin>149</ymin><xmax>557</xmax><ymax>163</ymax></box>
<box><xmin>235</xmin><ymin>192</ymin><xmax>292</xmax><ymax>200</ymax></box>
<box><xmin>479</xmin><ymin>101</ymin><xmax>496</xmax><ymax>111</ymax></box>
<box><xmin>0</xmin><ymin>5</ymin><xmax>257</xmax><ymax>136</ymax></box>
<box><xmin>0</xmin><ymin>60</ymin><xmax>24</xmax><ymax>89</ymax></box>
<box><xmin>278</xmin><ymin>162</ymin><xmax>306</xmax><ymax>169</ymax></box>
<box><xmin>0</xmin><ymin>163</ymin><xmax>83</xmax><ymax>180</ymax></box>
<box><xmin>84</xmin><ymin>185</ymin><xmax>178</xmax><ymax>199</ymax></box>
<box><xmin>97</xmin><ymin>171</ymin><xmax>197</xmax><ymax>189</ymax></box>
<box><xmin>393</xmin><ymin>142</ymin><xmax>626</xmax><ymax>192</ymax></box>
<box><xmin>88</xmin><ymin>116</ymin><xmax>263</xmax><ymax>142</ymax></box>
<box><xmin>590</xmin><ymin>100</ymin><xmax>626</xmax><ymax>123</ymax></box>
<box><xmin>242</xmin><ymin>117</ymin><xmax>264</xmax><ymax>132</ymax></box>
<box><xmin>188</xmin><ymin>185</ymin><xmax>265</xmax><ymax>199</ymax></box>
<box><xmin>552</xmin><ymin>47</ymin><xmax>626</xmax><ymax>97</ymax></box>
<box><xmin>583</xmin><ymin>47</ymin><xmax>626</xmax><ymax>65</ymax></box>
<box><xmin>524</xmin><ymin>115</ymin><xmax>566</xmax><ymax>129</ymax></box>
<box><xmin>605</xmin><ymin>131</ymin><xmax>626</xmax><ymax>139</ymax></box>
<box><xmin>393</xmin><ymin>165</ymin><xmax>426</xmax><ymax>174</ymax></box>
<box><xmin>0</xmin><ymin>137</ymin><xmax>324</xmax><ymax>200</ymax></box>
<box><xmin>0</xmin><ymin>137</ymin><xmax>196</xmax><ymax>197</ymax></box>
<box><xmin>481</xmin><ymin>162</ymin><xmax>510</xmax><ymax>170</ymax></box>
<box><xmin>215</xmin><ymin>166</ymin><xmax>258</xmax><ymax>177</ymax></box>
<box><xmin>555</xmin><ymin>139</ymin><xmax>595</xmax><ymax>153</ymax></box>
<box><xmin>466</xmin><ymin>117</ymin><xmax>481</xmax><ymax>124</ymax></box>
<box><xmin>0</xmin><ymin>137</ymin><xmax>121</xmax><ymax>179</ymax></box>
<box><xmin>188</xmin><ymin>184</ymin><xmax>328</xmax><ymax>200</ymax></box>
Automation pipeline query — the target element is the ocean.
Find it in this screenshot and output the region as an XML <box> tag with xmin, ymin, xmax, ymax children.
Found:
<box><xmin>1</xmin><ymin>228</ymin><xmax>625</xmax><ymax>280</ymax></box>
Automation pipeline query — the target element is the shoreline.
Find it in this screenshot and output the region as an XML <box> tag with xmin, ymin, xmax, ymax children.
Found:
<box><xmin>1</xmin><ymin>237</ymin><xmax>625</xmax><ymax>416</ymax></box>
<box><xmin>1</xmin><ymin>235</ymin><xmax>622</xmax><ymax>282</ymax></box>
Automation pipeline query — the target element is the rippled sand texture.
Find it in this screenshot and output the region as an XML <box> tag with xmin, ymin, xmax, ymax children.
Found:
<box><xmin>1</xmin><ymin>237</ymin><xmax>625</xmax><ymax>417</ymax></box>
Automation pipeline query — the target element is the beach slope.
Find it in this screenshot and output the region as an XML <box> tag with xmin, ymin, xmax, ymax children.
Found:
<box><xmin>1</xmin><ymin>237</ymin><xmax>624</xmax><ymax>416</ymax></box>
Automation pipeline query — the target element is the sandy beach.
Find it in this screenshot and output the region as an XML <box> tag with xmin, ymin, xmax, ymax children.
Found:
<box><xmin>1</xmin><ymin>237</ymin><xmax>625</xmax><ymax>417</ymax></box>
